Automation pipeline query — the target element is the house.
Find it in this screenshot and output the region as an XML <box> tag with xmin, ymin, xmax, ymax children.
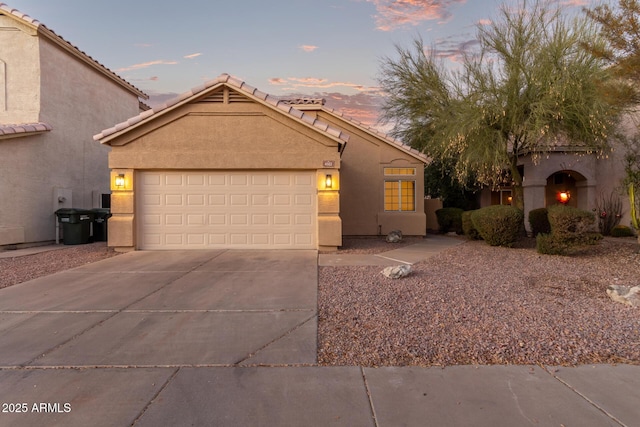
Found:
<box><xmin>0</xmin><ymin>3</ymin><xmax>147</xmax><ymax>247</ymax></box>
<box><xmin>94</xmin><ymin>74</ymin><xmax>428</xmax><ymax>252</ymax></box>
<box><xmin>476</xmin><ymin>128</ymin><xmax>633</xmax><ymax>232</ymax></box>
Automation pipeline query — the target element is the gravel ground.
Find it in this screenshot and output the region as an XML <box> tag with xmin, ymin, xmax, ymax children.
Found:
<box><xmin>332</xmin><ymin>236</ymin><xmax>428</xmax><ymax>254</ymax></box>
<box><xmin>0</xmin><ymin>243</ymin><xmax>120</xmax><ymax>289</ymax></box>
<box><xmin>319</xmin><ymin>237</ymin><xmax>640</xmax><ymax>367</ymax></box>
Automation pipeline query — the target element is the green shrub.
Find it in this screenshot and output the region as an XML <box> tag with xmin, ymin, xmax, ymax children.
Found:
<box><xmin>436</xmin><ymin>207</ymin><xmax>464</xmax><ymax>234</ymax></box>
<box><xmin>536</xmin><ymin>233</ymin><xmax>568</xmax><ymax>255</ymax></box>
<box><xmin>470</xmin><ymin>205</ymin><xmax>524</xmax><ymax>247</ymax></box>
<box><xmin>528</xmin><ymin>207</ymin><xmax>550</xmax><ymax>237</ymax></box>
<box><xmin>547</xmin><ymin>204</ymin><xmax>596</xmax><ymax>245</ymax></box>
<box><xmin>611</xmin><ymin>224</ymin><xmax>635</xmax><ymax>237</ymax></box>
<box><xmin>536</xmin><ymin>205</ymin><xmax>599</xmax><ymax>255</ymax></box>
<box><xmin>462</xmin><ymin>210</ymin><xmax>482</xmax><ymax>240</ymax></box>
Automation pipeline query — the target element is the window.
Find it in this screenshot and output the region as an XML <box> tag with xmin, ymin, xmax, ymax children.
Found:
<box><xmin>385</xmin><ymin>180</ymin><xmax>415</xmax><ymax>211</ymax></box>
<box><xmin>384</xmin><ymin>167</ymin><xmax>416</xmax><ymax>176</ymax></box>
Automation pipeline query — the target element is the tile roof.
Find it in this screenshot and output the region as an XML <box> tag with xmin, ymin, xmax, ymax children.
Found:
<box><xmin>0</xmin><ymin>122</ymin><xmax>52</xmax><ymax>138</ymax></box>
<box><xmin>0</xmin><ymin>2</ymin><xmax>147</xmax><ymax>99</ymax></box>
<box><xmin>94</xmin><ymin>74</ymin><xmax>350</xmax><ymax>147</ymax></box>
<box><xmin>281</xmin><ymin>98</ymin><xmax>428</xmax><ymax>163</ymax></box>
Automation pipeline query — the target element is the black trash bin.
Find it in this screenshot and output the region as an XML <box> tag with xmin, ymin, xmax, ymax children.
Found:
<box><xmin>55</xmin><ymin>208</ymin><xmax>94</xmax><ymax>245</ymax></box>
<box><xmin>91</xmin><ymin>208</ymin><xmax>112</xmax><ymax>242</ymax></box>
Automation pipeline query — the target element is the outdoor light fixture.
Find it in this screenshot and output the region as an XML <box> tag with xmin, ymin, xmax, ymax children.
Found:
<box><xmin>115</xmin><ymin>173</ymin><xmax>125</xmax><ymax>188</ymax></box>
<box><xmin>557</xmin><ymin>191</ymin><xmax>570</xmax><ymax>204</ymax></box>
<box><xmin>325</xmin><ymin>174</ymin><xmax>333</xmax><ymax>189</ymax></box>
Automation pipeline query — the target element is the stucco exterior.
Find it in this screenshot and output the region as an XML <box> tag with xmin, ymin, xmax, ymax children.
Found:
<box><xmin>297</xmin><ymin>107</ymin><xmax>427</xmax><ymax>236</ymax></box>
<box><xmin>96</xmin><ymin>76</ymin><xmax>428</xmax><ymax>251</ymax></box>
<box><xmin>479</xmin><ymin>137</ymin><xmax>632</xmax><ymax>234</ymax></box>
<box><xmin>0</xmin><ymin>5</ymin><xmax>145</xmax><ymax>247</ymax></box>
<box><xmin>98</xmin><ymin>80</ymin><xmax>345</xmax><ymax>251</ymax></box>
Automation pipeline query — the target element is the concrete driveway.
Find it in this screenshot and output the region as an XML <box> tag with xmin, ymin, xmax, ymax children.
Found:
<box><xmin>0</xmin><ymin>249</ymin><xmax>318</xmax><ymax>367</ymax></box>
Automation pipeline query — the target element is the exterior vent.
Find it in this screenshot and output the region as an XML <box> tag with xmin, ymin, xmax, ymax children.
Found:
<box><xmin>199</xmin><ymin>90</ymin><xmax>224</xmax><ymax>103</ymax></box>
<box><xmin>198</xmin><ymin>88</ymin><xmax>251</xmax><ymax>103</ymax></box>
<box><xmin>228</xmin><ymin>91</ymin><xmax>251</xmax><ymax>103</ymax></box>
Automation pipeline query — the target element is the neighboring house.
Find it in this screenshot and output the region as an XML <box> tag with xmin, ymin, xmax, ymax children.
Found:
<box><xmin>94</xmin><ymin>74</ymin><xmax>428</xmax><ymax>252</ymax></box>
<box><xmin>0</xmin><ymin>3</ymin><xmax>147</xmax><ymax>247</ymax></box>
<box><xmin>477</xmin><ymin>133</ymin><xmax>632</xmax><ymax>232</ymax></box>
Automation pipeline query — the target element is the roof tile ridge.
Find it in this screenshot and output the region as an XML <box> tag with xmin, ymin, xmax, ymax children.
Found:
<box><xmin>322</xmin><ymin>106</ymin><xmax>425</xmax><ymax>159</ymax></box>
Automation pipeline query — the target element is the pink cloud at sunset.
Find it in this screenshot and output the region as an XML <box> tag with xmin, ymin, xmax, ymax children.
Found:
<box><xmin>269</xmin><ymin>76</ymin><xmax>382</xmax><ymax>93</ymax></box>
<box><xmin>367</xmin><ymin>0</ymin><xmax>466</xmax><ymax>31</ymax></box>
<box><xmin>184</xmin><ymin>53</ymin><xmax>202</xmax><ymax>59</ymax></box>
<box><xmin>116</xmin><ymin>60</ymin><xmax>179</xmax><ymax>72</ymax></box>
<box><xmin>299</xmin><ymin>45</ymin><xmax>319</xmax><ymax>52</ymax></box>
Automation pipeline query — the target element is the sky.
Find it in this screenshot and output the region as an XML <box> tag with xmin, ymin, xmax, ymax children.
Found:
<box><xmin>6</xmin><ymin>0</ymin><xmax>598</xmax><ymax>129</ymax></box>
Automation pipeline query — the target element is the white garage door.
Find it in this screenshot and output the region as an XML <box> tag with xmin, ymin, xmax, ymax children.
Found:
<box><xmin>138</xmin><ymin>171</ymin><xmax>317</xmax><ymax>249</ymax></box>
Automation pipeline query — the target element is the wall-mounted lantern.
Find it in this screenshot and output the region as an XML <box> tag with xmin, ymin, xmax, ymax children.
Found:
<box><xmin>115</xmin><ymin>173</ymin><xmax>125</xmax><ymax>189</ymax></box>
<box><xmin>325</xmin><ymin>174</ymin><xmax>333</xmax><ymax>189</ymax></box>
<box><xmin>557</xmin><ymin>191</ymin><xmax>570</xmax><ymax>204</ymax></box>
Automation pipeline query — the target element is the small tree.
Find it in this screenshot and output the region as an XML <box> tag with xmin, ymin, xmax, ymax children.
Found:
<box><xmin>379</xmin><ymin>0</ymin><xmax>626</xmax><ymax>217</ymax></box>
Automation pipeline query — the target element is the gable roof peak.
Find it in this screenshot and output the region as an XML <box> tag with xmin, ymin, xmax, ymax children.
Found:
<box><xmin>94</xmin><ymin>73</ymin><xmax>349</xmax><ymax>147</ymax></box>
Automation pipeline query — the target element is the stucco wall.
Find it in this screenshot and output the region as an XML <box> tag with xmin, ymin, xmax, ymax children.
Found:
<box><xmin>106</xmin><ymin>95</ymin><xmax>343</xmax><ymax>251</ymax></box>
<box><xmin>0</xmin><ymin>15</ymin><xmax>40</xmax><ymax>123</ymax></box>
<box><xmin>0</xmin><ymin>25</ymin><xmax>141</xmax><ymax>246</ymax></box>
<box><xmin>314</xmin><ymin>111</ymin><xmax>426</xmax><ymax>236</ymax></box>
<box><xmin>108</xmin><ymin>103</ymin><xmax>341</xmax><ymax>170</ymax></box>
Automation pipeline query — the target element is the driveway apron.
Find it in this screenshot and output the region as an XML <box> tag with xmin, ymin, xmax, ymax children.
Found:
<box><xmin>0</xmin><ymin>249</ymin><xmax>318</xmax><ymax>368</ymax></box>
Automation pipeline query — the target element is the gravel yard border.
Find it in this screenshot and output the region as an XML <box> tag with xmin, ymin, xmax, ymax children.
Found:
<box><xmin>0</xmin><ymin>243</ymin><xmax>121</xmax><ymax>289</ymax></box>
<box><xmin>318</xmin><ymin>236</ymin><xmax>640</xmax><ymax>367</ymax></box>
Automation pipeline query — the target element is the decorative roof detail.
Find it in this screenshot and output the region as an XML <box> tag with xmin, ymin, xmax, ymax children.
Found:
<box><xmin>280</xmin><ymin>98</ymin><xmax>326</xmax><ymax>106</ymax></box>
<box><xmin>0</xmin><ymin>122</ymin><xmax>52</xmax><ymax>138</ymax></box>
<box><xmin>0</xmin><ymin>2</ymin><xmax>148</xmax><ymax>99</ymax></box>
<box><xmin>94</xmin><ymin>74</ymin><xmax>350</xmax><ymax>147</ymax></box>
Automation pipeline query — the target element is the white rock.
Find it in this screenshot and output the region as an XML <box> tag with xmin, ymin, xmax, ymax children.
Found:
<box><xmin>607</xmin><ymin>285</ymin><xmax>640</xmax><ymax>308</ymax></box>
<box><xmin>381</xmin><ymin>264</ymin><xmax>412</xmax><ymax>279</ymax></box>
<box><xmin>386</xmin><ymin>230</ymin><xmax>403</xmax><ymax>243</ymax></box>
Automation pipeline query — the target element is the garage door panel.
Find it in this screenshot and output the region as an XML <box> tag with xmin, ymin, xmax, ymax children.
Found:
<box><xmin>138</xmin><ymin>171</ymin><xmax>317</xmax><ymax>249</ymax></box>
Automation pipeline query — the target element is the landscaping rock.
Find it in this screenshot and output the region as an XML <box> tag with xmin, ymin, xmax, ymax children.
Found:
<box><xmin>386</xmin><ymin>230</ymin><xmax>403</xmax><ymax>243</ymax></box>
<box><xmin>381</xmin><ymin>264</ymin><xmax>411</xmax><ymax>279</ymax></box>
<box><xmin>607</xmin><ymin>285</ymin><xmax>640</xmax><ymax>308</ymax></box>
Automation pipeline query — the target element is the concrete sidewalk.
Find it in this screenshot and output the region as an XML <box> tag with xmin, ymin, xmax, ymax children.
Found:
<box><xmin>0</xmin><ymin>246</ymin><xmax>638</xmax><ymax>426</ymax></box>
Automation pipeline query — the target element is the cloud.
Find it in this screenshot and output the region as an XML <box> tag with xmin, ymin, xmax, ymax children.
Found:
<box><xmin>285</xmin><ymin>91</ymin><xmax>386</xmax><ymax>128</ymax></box>
<box><xmin>269</xmin><ymin>77</ymin><xmax>288</xmax><ymax>85</ymax></box>
<box><xmin>134</xmin><ymin>43</ymin><xmax>153</xmax><ymax>48</ymax></box>
<box><xmin>299</xmin><ymin>45</ymin><xmax>319</xmax><ymax>52</ymax></box>
<box><xmin>116</xmin><ymin>60</ymin><xmax>179</xmax><ymax>72</ymax></box>
<box><xmin>425</xmin><ymin>34</ymin><xmax>480</xmax><ymax>62</ymax></box>
<box><xmin>561</xmin><ymin>0</ymin><xmax>588</xmax><ymax>6</ymax></box>
<box><xmin>184</xmin><ymin>53</ymin><xmax>202</xmax><ymax>59</ymax></box>
<box><xmin>269</xmin><ymin>76</ymin><xmax>381</xmax><ymax>93</ymax></box>
<box><xmin>477</xmin><ymin>19</ymin><xmax>492</xmax><ymax>26</ymax></box>
<box><xmin>367</xmin><ymin>0</ymin><xmax>466</xmax><ymax>31</ymax></box>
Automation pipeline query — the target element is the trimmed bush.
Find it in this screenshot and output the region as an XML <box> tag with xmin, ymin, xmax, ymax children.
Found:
<box><xmin>462</xmin><ymin>210</ymin><xmax>482</xmax><ymax>240</ymax></box>
<box><xmin>470</xmin><ymin>205</ymin><xmax>524</xmax><ymax>247</ymax></box>
<box><xmin>537</xmin><ymin>205</ymin><xmax>599</xmax><ymax>255</ymax></box>
<box><xmin>528</xmin><ymin>207</ymin><xmax>550</xmax><ymax>237</ymax></box>
<box><xmin>535</xmin><ymin>233</ymin><xmax>567</xmax><ymax>255</ymax></box>
<box><xmin>611</xmin><ymin>224</ymin><xmax>635</xmax><ymax>237</ymax></box>
<box><xmin>436</xmin><ymin>207</ymin><xmax>464</xmax><ymax>234</ymax></box>
<box><xmin>547</xmin><ymin>204</ymin><xmax>596</xmax><ymax>245</ymax></box>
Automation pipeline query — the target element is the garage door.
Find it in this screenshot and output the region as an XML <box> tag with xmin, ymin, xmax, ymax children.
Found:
<box><xmin>138</xmin><ymin>171</ymin><xmax>317</xmax><ymax>249</ymax></box>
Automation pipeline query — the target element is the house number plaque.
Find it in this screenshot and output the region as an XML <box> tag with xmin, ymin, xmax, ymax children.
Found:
<box><xmin>323</xmin><ymin>160</ymin><xmax>335</xmax><ymax>167</ymax></box>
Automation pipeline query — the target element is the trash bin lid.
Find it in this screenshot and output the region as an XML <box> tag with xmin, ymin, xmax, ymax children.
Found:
<box><xmin>90</xmin><ymin>208</ymin><xmax>112</xmax><ymax>219</ymax></box>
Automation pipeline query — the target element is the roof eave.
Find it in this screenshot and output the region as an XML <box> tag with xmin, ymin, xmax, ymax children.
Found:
<box><xmin>318</xmin><ymin>107</ymin><xmax>428</xmax><ymax>164</ymax></box>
